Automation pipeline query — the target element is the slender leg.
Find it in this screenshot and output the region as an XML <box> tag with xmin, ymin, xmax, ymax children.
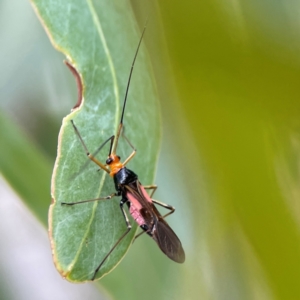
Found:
<box><xmin>82</xmin><ymin>135</ymin><xmax>115</xmax><ymax>173</ymax></box>
<box><xmin>152</xmin><ymin>199</ymin><xmax>175</xmax><ymax>219</ymax></box>
<box><xmin>92</xmin><ymin>198</ymin><xmax>131</xmax><ymax>280</ymax></box>
<box><xmin>133</xmin><ymin>198</ymin><xmax>175</xmax><ymax>241</ymax></box>
<box><xmin>61</xmin><ymin>192</ymin><xmax>117</xmax><ymax>206</ymax></box>
<box><xmin>71</xmin><ymin>120</ymin><xmax>110</xmax><ymax>173</ymax></box>
<box><xmin>71</xmin><ymin>134</ymin><xmax>113</xmax><ymax>179</ymax></box>
<box><xmin>108</xmin><ymin>135</ymin><xmax>115</xmax><ymax>156</ymax></box>
<box><xmin>133</xmin><ymin>229</ymin><xmax>146</xmax><ymax>241</ymax></box>
<box><xmin>143</xmin><ymin>185</ymin><xmax>158</xmax><ymax>198</ymax></box>
<box><xmin>121</xmin><ymin>126</ymin><xmax>136</xmax><ymax>166</ymax></box>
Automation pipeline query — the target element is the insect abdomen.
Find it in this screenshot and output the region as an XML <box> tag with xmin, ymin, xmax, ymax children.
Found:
<box><xmin>129</xmin><ymin>204</ymin><xmax>146</xmax><ymax>226</ymax></box>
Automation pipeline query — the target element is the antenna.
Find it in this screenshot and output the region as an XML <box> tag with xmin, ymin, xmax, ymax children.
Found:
<box><xmin>111</xmin><ymin>20</ymin><xmax>148</xmax><ymax>155</ymax></box>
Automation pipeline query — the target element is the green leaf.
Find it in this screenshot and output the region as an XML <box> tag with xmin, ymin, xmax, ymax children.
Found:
<box><xmin>31</xmin><ymin>0</ymin><xmax>160</xmax><ymax>282</ymax></box>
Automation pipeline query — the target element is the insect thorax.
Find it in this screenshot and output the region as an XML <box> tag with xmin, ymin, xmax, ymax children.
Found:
<box><xmin>114</xmin><ymin>167</ymin><xmax>138</xmax><ymax>188</ymax></box>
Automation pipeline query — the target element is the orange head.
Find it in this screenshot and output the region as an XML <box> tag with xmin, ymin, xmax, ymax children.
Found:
<box><xmin>106</xmin><ymin>154</ymin><xmax>124</xmax><ymax>177</ymax></box>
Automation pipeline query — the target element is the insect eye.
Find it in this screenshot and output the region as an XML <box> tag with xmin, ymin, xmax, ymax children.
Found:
<box><xmin>117</xmin><ymin>156</ymin><xmax>120</xmax><ymax>160</ymax></box>
<box><xmin>106</xmin><ymin>157</ymin><xmax>113</xmax><ymax>165</ymax></box>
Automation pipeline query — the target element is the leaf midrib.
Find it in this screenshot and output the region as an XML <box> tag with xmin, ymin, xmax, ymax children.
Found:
<box><xmin>66</xmin><ymin>0</ymin><xmax>120</xmax><ymax>275</ymax></box>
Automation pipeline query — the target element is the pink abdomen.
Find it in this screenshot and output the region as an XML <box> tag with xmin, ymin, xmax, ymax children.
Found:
<box><xmin>129</xmin><ymin>204</ymin><xmax>145</xmax><ymax>226</ymax></box>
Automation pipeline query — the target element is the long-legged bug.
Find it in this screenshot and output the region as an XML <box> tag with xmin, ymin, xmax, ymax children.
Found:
<box><xmin>62</xmin><ymin>25</ymin><xmax>185</xmax><ymax>281</ymax></box>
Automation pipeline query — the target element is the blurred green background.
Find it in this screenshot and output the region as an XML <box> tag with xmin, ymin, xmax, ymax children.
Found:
<box><xmin>1</xmin><ymin>0</ymin><xmax>300</xmax><ymax>299</ymax></box>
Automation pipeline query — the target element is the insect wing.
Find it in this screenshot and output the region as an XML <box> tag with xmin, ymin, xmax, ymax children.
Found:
<box><xmin>126</xmin><ymin>182</ymin><xmax>185</xmax><ymax>263</ymax></box>
<box><xmin>125</xmin><ymin>182</ymin><xmax>154</xmax><ymax>226</ymax></box>
<box><xmin>153</xmin><ymin>210</ymin><xmax>185</xmax><ymax>263</ymax></box>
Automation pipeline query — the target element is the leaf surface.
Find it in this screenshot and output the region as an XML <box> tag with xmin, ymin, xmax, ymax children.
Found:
<box><xmin>31</xmin><ymin>0</ymin><xmax>160</xmax><ymax>281</ymax></box>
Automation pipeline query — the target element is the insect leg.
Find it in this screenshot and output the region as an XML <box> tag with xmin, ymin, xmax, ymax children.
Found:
<box><xmin>143</xmin><ymin>184</ymin><xmax>158</xmax><ymax>198</ymax></box>
<box><xmin>121</xmin><ymin>126</ymin><xmax>136</xmax><ymax>166</ymax></box>
<box><xmin>92</xmin><ymin>198</ymin><xmax>132</xmax><ymax>280</ymax></box>
<box><xmin>133</xmin><ymin>198</ymin><xmax>175</xmax><ymax>242</ymax></box>
<box><xmin>61</xmin><ymin>192</ymin><xmax>117</xmax><ymax>206</ymax></box>
<box><xmin>91</xmin><ymin>133</ymin><xmax>114</xmax><ymax>162</ymax></box>
<box><xmin>152</xmin><ymin>199</ymin><xmax>175</xmax><ymax>219</ymax></box>
<box><xmin>133</xmin><ymin>229</ymin><xmax>146</xmax><ymax>241</ymax></box>
<box><xmin>71</xmin><ymin>120</ymin><xmax>110</xmax><ymax>173</ymax></box>
<box><xmin>72</xmin><ymin>134</ymin><xmax>114</xmax><ymax>178</ymax></box>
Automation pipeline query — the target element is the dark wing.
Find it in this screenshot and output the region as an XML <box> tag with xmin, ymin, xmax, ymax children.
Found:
<box><xmin>126</xmin><ymin>181</ymin><xmax>185</xmax><ymax>263</ymax></box>
<box><xmin>153</xmin><ymin>215</ymin><xmax>185</xmax><ymax>263</ymax></box>
<box><xmin>125</xmin><ymin>181</ymin><xmax>158</xmax><ymax>221</ymax></box>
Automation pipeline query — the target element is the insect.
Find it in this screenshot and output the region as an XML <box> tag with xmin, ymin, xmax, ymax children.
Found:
<box><xmin>62</xmin><ymin>25</ymin><xmax>185</xmax><ymax>281</ymax></box>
